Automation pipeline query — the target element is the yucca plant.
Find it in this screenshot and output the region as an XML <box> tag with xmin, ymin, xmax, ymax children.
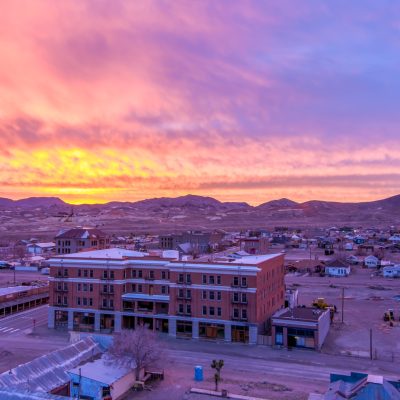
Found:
<box><xmin>211</xmin><ymin>359</ymin><xmax>224</xmax><ymax>391</ymax></box>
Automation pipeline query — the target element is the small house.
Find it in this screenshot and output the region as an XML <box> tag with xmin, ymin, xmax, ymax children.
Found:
<box><xmin>382</xmin><ymin>265</ymin><xmax>400</xmax><ymax>278</ymax></box>
<box><xmin>364</xmin><ymin>255</ymin><xmax>379</xmax><ymax>268</ymax></box>
<box><xmin>353</xmin><ymin>235</ymin><xmax>366</xmax><ymax>245</ymax></box>
<box><xmin>26</xmin><ymin>242</ymin><xmax>55</xmax><ymax>255</ymax></box>
<box><xmin>324</xmin><ymin>260</ymin><xmax>350</xmax><ymax>277</ymax></box>
<box><xmin>344</xmin><ymin>242</ymin><xmax>353</xmax><ymax>251</ymax></box>
<box><xmin>346</xmin><ymin>255</ymin><xmax>359</xmax><ymax>265</ymax></box>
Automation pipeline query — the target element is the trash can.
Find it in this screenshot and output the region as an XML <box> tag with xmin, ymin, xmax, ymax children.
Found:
<box><xmin>194</xmin><ymin>365</ymin><xmax>203</xmax><ymax>382</ymax></box>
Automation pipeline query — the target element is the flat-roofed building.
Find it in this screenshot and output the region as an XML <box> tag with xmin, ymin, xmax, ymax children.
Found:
<box><xmin>272</xmin><ymin>307</ymin><xmax>330</xmax><ymax>350</ymax></box>
<box><xmin>48</xmin><ymin>249</ymin><xmax>285</xmax><ymax>344</ymax></box>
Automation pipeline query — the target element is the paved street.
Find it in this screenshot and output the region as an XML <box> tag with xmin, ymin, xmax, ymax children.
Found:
<box><xmin>0</xmin><ymin>305</ymin><xmax>48</xmax><ymax>336</ymax></box>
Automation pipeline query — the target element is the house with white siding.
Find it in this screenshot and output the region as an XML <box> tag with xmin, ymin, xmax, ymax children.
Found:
<box><xmin>324</xmin><ymin>260</ymin><xmax>350</xmax><ymax>277</ymax></box>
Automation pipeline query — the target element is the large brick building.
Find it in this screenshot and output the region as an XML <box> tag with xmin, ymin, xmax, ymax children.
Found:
<box><xmin>55</xmin><ymin>227</ymin><xmax>110</xmax><ymax>255</ymax></box>
<box><xmin>48</xmin><ymin>249</ymin><xmax>285</xmax><ymax>344</ymax></box>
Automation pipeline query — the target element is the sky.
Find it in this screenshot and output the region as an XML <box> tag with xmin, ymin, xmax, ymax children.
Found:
<box><xmin>1</xmin><ymin>0</ymin><xmax>400</xmax><ymax>205</ymax></box>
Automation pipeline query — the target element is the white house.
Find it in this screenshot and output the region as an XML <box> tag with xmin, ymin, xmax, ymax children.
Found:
<box><xmin>346</xmin><ymin>255</ymin><xmax>359</xmax><ymax>265</ymax></box>
<box><xmin>388</xmin><ymin>235</ymin><xmax>400</xmax><ymax>244</ymax></box>
<box><xmin>26</xmin><ymin>242</ymin><xmax>55</xmax><ymax>255</ymax></box>
<box><xmin>382</xmin><ymin>265</ymin><xmax>400</xmax><ymax>278</ymax></box>
<box><xmin>344</xmin><ymin>242</ymin><xmax>354</xmax><ymax>251</ymax></box>
<box><xmin>364</xmin><ymin>255</ymin><xmax>379</xmax><ymax>268</ymax></box>
<box><xmin>324</xmin><ymin>260</ymin><xmax>351</xmax><ymax>277</ymax></box>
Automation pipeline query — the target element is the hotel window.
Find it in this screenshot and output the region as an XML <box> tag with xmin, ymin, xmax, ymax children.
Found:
<box><xmin>241</xmin><ymin>309</ymin><xmax>247</xmax><ymax>320</ymax></box>
<box><xmin>209</xmin><ymin>291</ymin><xmax>215</xmax><ymax>300</ymax></box>
<box><xmin>77</xmin><ymin>283</ymin><xmax>81</xmax><ymax>291</ymax></box>
<box><xmin>162</xmin><ymin>271</ymin><xmax>166</xmax><ymax>280</ymax></box>
<box><xmin>233</xmin><ymin>277</ymin><xmax>239</xmax><ymax>286</ymax></box>
<box><xmin>233</xmin><ymin>308</ymin><xmax>239</xmax><ymax>318</ymax></box>
<box><xmin>109</xmin><ymin>285</ymin><xmax>114</xmax><ymax>294</ymax></box>
<box><xmin>150</xmin><ymin>270</ymin><xmax>155</xmax><ymax>279</ymax></box>
<box><xmin>186</xmin><ymin>274</ymin><xmax>191</xmax><ymax>284</ymax></box>
<box><xmin>84</xmin><ymin>270</ymin><xmax>88</xmax><ymax>277</ymax></box>
<box><xmin>241</xmin><ymin>277</ymin><xmax>247</xmax><ymax>287</ymax></box>
<box><xmin>217</xmin><ymin>275</ymin><xmax>221</xmax><ymax>285</ymax></box>
<box><xmin>89</xmin><ymin>298</ymin><xmax>93</xmax><ymax>306</ymax></box>
<box><xmin>110</xmin><ymin>270</ymin><xmax>115</xmax><ymax>279</ymax></box>
<box><xmin>217</xmin><ymin>307</ymin><xmax>222</xmax><ymax>317</ymax></box>
<box><xmin>83</xmin><ymin>283</ymin><xmax>88</xmax><ymax>292</ymax></box>
<box><xmin>178</xmin><ymin>288</ymin><xmax>184</xmax><ymax>298</ymax></box>
<box><xmin>178</xmin><ymin>273</ymin><xmax>184</xmax><ymax>283</ymax></box>
<box><xmin>103</xmin><ymin>270</ymin><xmax>108</xmax><ymax>279</ymax></box>
<box><xmin>186</xmin><ymin>304</ymin><xmax>191</xmax><ymax>315</ymax></box>
<box><xmin>90</xmin><ymin>270</ymin><xmax>94</xmax><ymax>278</ymax></box>
<box><xmin>89</xmin><ymin>284</ymin><xmax>93</xmax><ymax>292</ymax></box>
<box><xmin>138</xmin><ymin>284</ymin><xmax>142</xmax><ymax>293</ymax></box>
<box><xmin>63</xmin><ymin>269</ymin><xmax>68</xmax><ymax>277</ymax></box>
<box><xmin>209</xmin><ymin>307</ymin><xmax>215</xmax><ymax>316</ymax></box>
<box><xmin>110</xmin><ymin>299</ymin><xmax>114</xmax><ymax>308</ymax></box>
<box><xmin>76</xmin><ymin>297</ymin><xmax>80</xmax><ymax>306</ymax></box>
<box><xmin>241</xmin><ymin>293</ymin><xmax>247</xmax><ymax>303</ymax></box>
<box><xmin>132</xmin><ymin>270</ymin><xmax>136</xmax><ymax>278</ymax></box>
<box><xmin>202</xmin><ymin>306</ymin><xmax>207</xmax><ymax>315</ymax></box>
<box><xmin>63</xmin><ymin>296</ymin><xmax>67</xmax><ymax>305</ymax></box>
<box><xmin>233</xmin><ymin>292</ymin><xmax>239</xmax><ymax>302</ymax></box>
<box><xmin>209</xmin><ymin>276</ymin><xmax>215</xmax><ymax>285</ymax></box>
<box><xmin>217</xmin><ymin>291</ymin><xmax>221</xmax><ymax>301</ymax></box>
<box><xmin>202</xmin><ymin>275</ymin><xmax>207</xmax><ymax>284</ymax></box>
<box><xmin>138</xmin><ymin>270</ymin><xmax>142</xmax><ymax>278</ymax></box>
<box><xmin>78</xmin><ymin>269</ymin><xmax>82</xmax><ymax>277</ymax></box>
<box><xmin>102</xmin><ymin>298</ymin><xmax>107</xmax><ymax>308</ymax></box>
<box><xmin>63</xmin><ymin>283</ymin><xmax>68</xmax><ymax>291</ymax></box>
<box><xmin>186</xmin><ymin>289</ymin><xmax>191</xmax><ymax>299</ymax></box>
<box><xmin>83</xmin><ymin>298</ymin><xmax>87</xmax><ymax>306</ymax></box>
<box><xmin>161</xmin><ymin>285</ymin><xmax>166</xmax><ymax>294</ymax></box>
<box><xmin>202</xmin><ymin>290</ymin><xmax>207</xmax><ymax>300</ymax></box>
<box><xmin>132</xmin><ymin>284</ymin><xmax>136</xmax><ymax>292</ymax></box>
<box><xmin>179</xmin><ymin>303</ymin><xmax>184</xmax><ymax>313</ymax></box>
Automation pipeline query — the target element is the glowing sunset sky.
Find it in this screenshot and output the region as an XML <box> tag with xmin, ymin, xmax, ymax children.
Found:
<box><xmin>1</xmin><ymin>1</ymin><xmax>400</xmax><ymax>205</ymax></box>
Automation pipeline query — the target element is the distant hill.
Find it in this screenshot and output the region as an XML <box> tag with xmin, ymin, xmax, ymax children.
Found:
<box><xmin>0</xmin><ymin>198</ymin><xmax>15</xmax><ymax>207</ymax></box>
<box><xmin>0</xmin><ymin>196</ymin><xmax>67</xmax><ymax>208</ymax></box>
<box><xmin>256</xmin><ymin>198</ymin><xmax>299</xmax><ymax>210</ymax></box>
<box><xmin>103</xmin><ymin>194</ymin><xmax>251</xmax><ymax>212</ymax></box>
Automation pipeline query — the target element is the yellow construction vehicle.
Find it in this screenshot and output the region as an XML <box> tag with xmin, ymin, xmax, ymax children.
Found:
<box><xmin>383</xmin><ymin>309</ymin><xmax>394</xmax><ymax>322</ymax></box>
<box><xmin>312</xmin><ymin>298</ymin><xmax>337</xmax><ymax>322</ymax></box>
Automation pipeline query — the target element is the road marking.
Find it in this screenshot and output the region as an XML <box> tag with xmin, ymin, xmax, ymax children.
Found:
<box><xmin>3</xmin><ymin>328</ymin><xmax>14</xmax><ymax>332</ymax></box>
<box><xmin>0</xmin><ymin>327</ymin><xmax>7</xmax><ymax>331</ymax></box>
<box><xmin>10</xmin><ymin>328</ymin><xmax>19</xmax><ymax>333</ymax></box>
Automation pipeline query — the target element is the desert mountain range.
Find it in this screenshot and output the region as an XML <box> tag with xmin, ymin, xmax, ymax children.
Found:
<box><xmin>0</xmin><ymin>194</ymin><xmax>399</xmax><ymax>240</ymax></box>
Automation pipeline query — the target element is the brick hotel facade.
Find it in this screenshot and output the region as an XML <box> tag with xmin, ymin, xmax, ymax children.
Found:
<box><xmin>48</xmin><ymin>249</ymin><xmax>284</xmax><ymax>344</ymax></box>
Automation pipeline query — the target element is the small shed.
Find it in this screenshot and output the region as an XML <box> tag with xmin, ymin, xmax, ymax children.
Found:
<box><xmin>68</xmin><ymin>356</ymin><xmax>136</xmax><ymax>400</ymax></box>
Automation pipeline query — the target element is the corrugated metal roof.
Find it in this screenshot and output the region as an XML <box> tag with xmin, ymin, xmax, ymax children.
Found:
<box><xmin>0</xmin><ymin>337</ymin><xmax>103</xmax><ymax>393</ymax></box>
<box><xmin>0</xmin><ymin>388</ymin><xmax>70</xmax><ymax>399</ymax></box>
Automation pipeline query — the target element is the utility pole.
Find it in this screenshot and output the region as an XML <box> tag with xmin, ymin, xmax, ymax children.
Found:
<box><xmin>341</xmin><ymin>287</ymin><xmax>344</xmax><ymax>324</ymax></box>
<box><xmin>369</xmin><ymin>328</ymin><xmax>373</xmax><ymax>360</ymax></box>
